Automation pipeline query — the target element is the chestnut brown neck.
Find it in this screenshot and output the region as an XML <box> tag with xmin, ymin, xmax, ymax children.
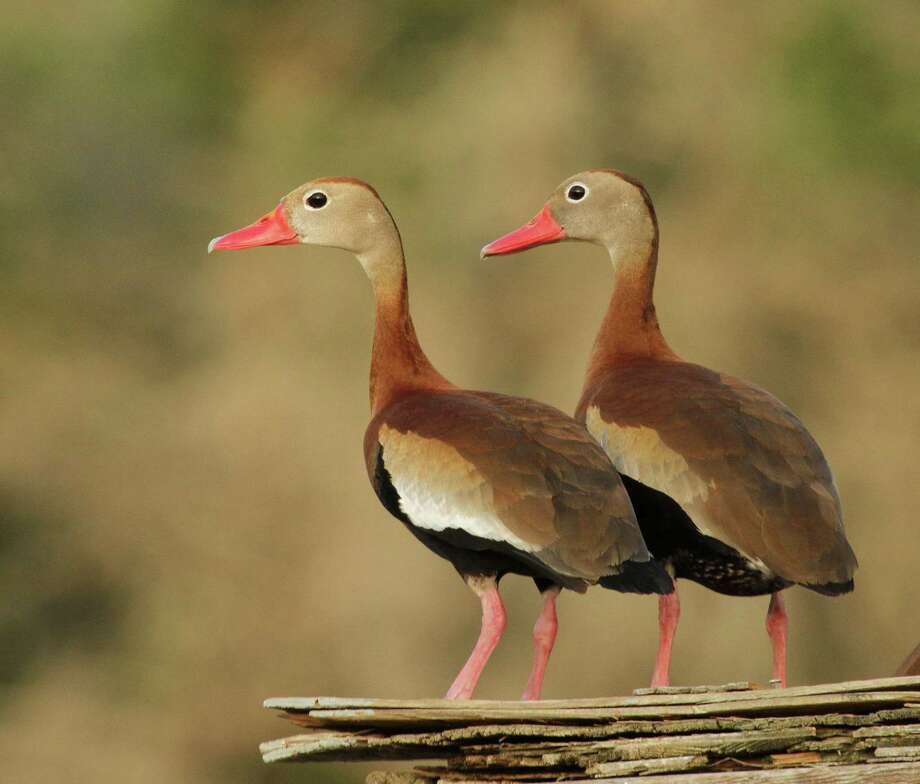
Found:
<box><xmin>364</xmin><ymin>246</ymin><xmax>453</xmax><ymax>416</ymax></box>
<box><xmin>583</xmin><ymin>243</ymin><xmax>677</xmax><ymax>392</ymax></box>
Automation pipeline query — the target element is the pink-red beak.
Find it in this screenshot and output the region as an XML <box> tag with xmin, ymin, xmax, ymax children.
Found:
<box><xmin>207</xmin><ymin>203</ymin><xmax>298</xmax><ymax>254</ymax></box>
<box><xmin>480</xmin><ymin>205</ymin><xmax>565</xmax><ymax>258</ymax></box>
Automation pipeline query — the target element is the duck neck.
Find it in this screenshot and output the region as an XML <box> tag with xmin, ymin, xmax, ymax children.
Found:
<box><xmin>360</xmin><ymin>238</ymin><xmax>452</xmax><ymax>416</ymax></box>
<box><xmin>583</xmin><ymin>239</ymin><xmax>677</xmax><ymax>392</ymax></box>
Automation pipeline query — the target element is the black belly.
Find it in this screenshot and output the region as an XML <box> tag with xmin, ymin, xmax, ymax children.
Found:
<box><xmin>620</xmin><ymin>475</ymin><xmax>790</xmax><ymax>596</ymax></box>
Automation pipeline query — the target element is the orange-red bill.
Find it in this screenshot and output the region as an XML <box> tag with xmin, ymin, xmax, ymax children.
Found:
<box><xmin>208</xmin><ymin>203</ymin><xmax>298</xmax><ymax>254</ymax></box>
<box><xmin>480</xmin><ymin>206</ymin><xmax>565</xmax><ymax>258</ymax></box>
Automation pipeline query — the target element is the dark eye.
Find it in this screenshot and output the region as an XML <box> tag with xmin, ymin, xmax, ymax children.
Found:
<box><xmin>566</xmin><ymin>183</ymin><xmax>588</xmax><ymax>202</ymax></box>
<box><xmin>305</xmin><ymin>191</ymin><xmax>328</xmax><ymax>209</ymax></box>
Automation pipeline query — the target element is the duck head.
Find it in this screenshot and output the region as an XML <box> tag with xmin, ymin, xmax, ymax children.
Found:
<box><xmin>481</xmin><ymin>170</ymin><xmax>657</xmax><ymax>267</ymax></box>
<box><xmin>208</xmin><ymin>177</ymin><xmax>400</xmax><ymax>261</ymax></box>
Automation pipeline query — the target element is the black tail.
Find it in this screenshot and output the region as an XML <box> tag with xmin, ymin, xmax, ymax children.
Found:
<box><xmin>600</xmin><ymin>558</ymin><xmax>673</xmax><ymax>595</ymax></box>
<box><xmin>802</xmin><ymin>578</ymin><xmax>854</xmax><ymax>596</ymax></box>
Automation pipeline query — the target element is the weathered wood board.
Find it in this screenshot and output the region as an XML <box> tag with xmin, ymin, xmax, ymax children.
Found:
<box><xmin>261</xmin><ymin>676</ymin><xmax>920</xmax><ymax>781</ymax></box>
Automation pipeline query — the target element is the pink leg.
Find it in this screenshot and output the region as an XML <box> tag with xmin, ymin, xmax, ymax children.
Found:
<box><xmin>522</xmin><ymin>586</ymin><xmax>561</xmax><ymax>701</ymax></box>
<box><xmin>651</xmin><ymin>587</ymin><xmax>680</xmax><ymax>688</ymax></box>
<box><xmin>766</xmin><ymin>590</ymin><xmax>788</xmax><ymax>687</ymax></box>
<box><xmin>446</xmin><ymin>576</ymin><xmax>507</xmax><ymax>700</ymax></box>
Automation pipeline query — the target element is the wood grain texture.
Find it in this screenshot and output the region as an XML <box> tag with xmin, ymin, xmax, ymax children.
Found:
<box><xmin>275</xmin><ymin>693</ymin><xmax>920</xmax><ymax>728</ymax></box>
<box><xmin>586</xmin><ymin>754</ymin><xmax>708</xmax><ymax>777</ymax></box>
<box><xmin>265</xmin><ymin>675</ymin><xmax>920</xmax><ymax>713</ymax></box>
<box><xmin>260</xmin><ymin>676</ymin><xmax>920</xmax><ymax>782</ymax></box>
<box><xmin>572</xmin><ymin>761</ymin><xmax>920</xmax><ymax>783</ymax></box>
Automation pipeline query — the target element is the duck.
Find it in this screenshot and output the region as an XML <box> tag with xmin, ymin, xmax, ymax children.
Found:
<box><xmin>481</xmin><ymin>169</ymin><xmax>857</xmax><ymax>688</ymax></box>
<box><xmin>208</xmin><ymin>177</ymin><xmax>672</xmax><ymax>699</ymax></box>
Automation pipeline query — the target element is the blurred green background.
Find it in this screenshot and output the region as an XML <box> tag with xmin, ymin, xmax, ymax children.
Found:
<box><xmin>2</xmin><ymin>1</ymin><xmax>919</xmax><ymax>782</ymax></box>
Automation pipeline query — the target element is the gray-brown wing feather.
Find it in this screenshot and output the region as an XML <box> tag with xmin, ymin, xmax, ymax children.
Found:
<box><xmin>365</xmin><ymin>390</ymin><xmax>649</xmax><ymax>584</ymax></box>
<box><xmin>579</xmin><ymin>360</ymin><xmax>857</xmax><ymax>586</ymax></box>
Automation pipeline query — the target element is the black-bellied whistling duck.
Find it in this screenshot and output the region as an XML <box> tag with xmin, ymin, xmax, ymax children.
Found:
<box><xmin>208</xmin><ymin>177</ymin><xmax>672</xmax><ymax>699</ymax></box>
<box><xmin>482</xmin><ymin>170</ymin><xmax>857</xmax><ymax>688</ymax></box>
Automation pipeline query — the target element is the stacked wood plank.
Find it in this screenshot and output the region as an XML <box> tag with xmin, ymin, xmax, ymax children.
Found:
<box><xmin>260</xmin><ymin>676</ymin><xmax>920</xmax><ymax>782</ymax></box>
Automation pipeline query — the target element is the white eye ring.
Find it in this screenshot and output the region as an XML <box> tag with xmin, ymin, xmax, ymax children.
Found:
<box><xmin>304</xmin><ymin>189</ymin><xmax>329</xmax><ymax>210</ymax></box>
<box><xmin>565</xmin><ymin>182</ymin><xmax>589</xmax><ymax>203</ymax></box>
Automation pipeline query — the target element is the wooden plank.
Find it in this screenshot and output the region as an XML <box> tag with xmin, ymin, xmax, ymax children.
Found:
<box><xmin>365</xmin><ymin>773</ymin><xmax>435</xmax><ymax>784</ymax></box>
<box><xmin>426</xmin><ymin>708</ymin><xmax>920</xmax><ymax>740</ymax></box>
<box><xmin>586</xmin><ymin>754</ymin><xmax>708</xmax><ymax>776</ymax></box>
<box><xmin>265</xmin><ymin>675</ymin><xmax>920</xmax><ymax>714</ymax></box>
<box><xmin>788</xmin><ymin>736</ymin><xmax>857</xmax><ymax>752</ymax></box>
<box><xmin>258</xmin><ymin>678</ymin><xmax>920</xmax><ymax>781</ymax></box>
<box><xmin>771</xmin><ymin>751</ymin><xmax>823</xmax><ymax>766</ymax></box>
<box><xmin>855</xmin><ymin>722</ymin><xmax>920</xmax><ymax>739</ymax></box>
<box><xmin>443</xmin><ymin>728</ymin><xmax>817</xmax><ymax>771</ymax></box>
<box><xmin>260</xmin><ymin>732</ymin><xmax>453</xmax><ymax>764</ymax></box>
<box><xmin>568</xmin><ymin>760</ymin><xmax>920</xmax><ymax>783</ymax></box>
<box><xmin>260</xmin><ymin>707</ymin><xmax>920</xmax><ymax>764</ymax></box>
<box><xmin>259</xmin><ymin>709</ymin><xmax>920</xmax><ymax>764</ymax></box>
<box><xmin>875</xmin><ymin>745</ymin><xmax>920</xmax><ymax>758</ymax></box>
<box><xmin>632</xmin><ymin>681</ymin><xmax>752</xmax><ymax>695</ymax></box>
<box><xmin>286</xmin><ymin>692</ymin><xmax>920</xmax><ymax>729</ymax></box>
<box><xmin>372</xmin><ymin>761</ymin><xmax>920</xmax><ymax>783</ymax></box>
<box><xmin>574</xmin><ymin>727</ymin><xmax>818</xmax><ymax>763</ymax></box>
<box><xmin>281</xmin><ymin>705</ymin><xmax>920</xmax><ymax>740</ymax></box>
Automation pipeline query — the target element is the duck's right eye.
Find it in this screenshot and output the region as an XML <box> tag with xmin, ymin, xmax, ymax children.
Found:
<box><xmin>566</xmin><ymin>183</ymin><xmax>588</xmax><ymax>202</ymax></box>
<box><xmin>305</xmin><ymin>191</ymin><xmax>328</xmax><ymax>209</ymax></box>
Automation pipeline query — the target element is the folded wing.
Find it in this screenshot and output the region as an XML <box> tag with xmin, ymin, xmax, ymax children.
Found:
<box><xmin>579</xmin><ymin>361</ymin><xmax>857</xmax><ymax>587</ymax></box>
<box><xmin>365</xmin><ymin>390</ymin><xmax>651</xmax><ymax>588</ymax></box>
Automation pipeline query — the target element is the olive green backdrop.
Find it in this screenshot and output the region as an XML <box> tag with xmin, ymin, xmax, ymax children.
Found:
<box><xmin>2</xmin><ymin>2</ymin><xmax>919</xmax><ymax>782</ymax></box>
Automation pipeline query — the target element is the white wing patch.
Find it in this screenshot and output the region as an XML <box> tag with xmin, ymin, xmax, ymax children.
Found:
<box><xmin>379</xmin><ymin>425</ymin><xmax>539</xmax><ymax>553</ymax></box>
